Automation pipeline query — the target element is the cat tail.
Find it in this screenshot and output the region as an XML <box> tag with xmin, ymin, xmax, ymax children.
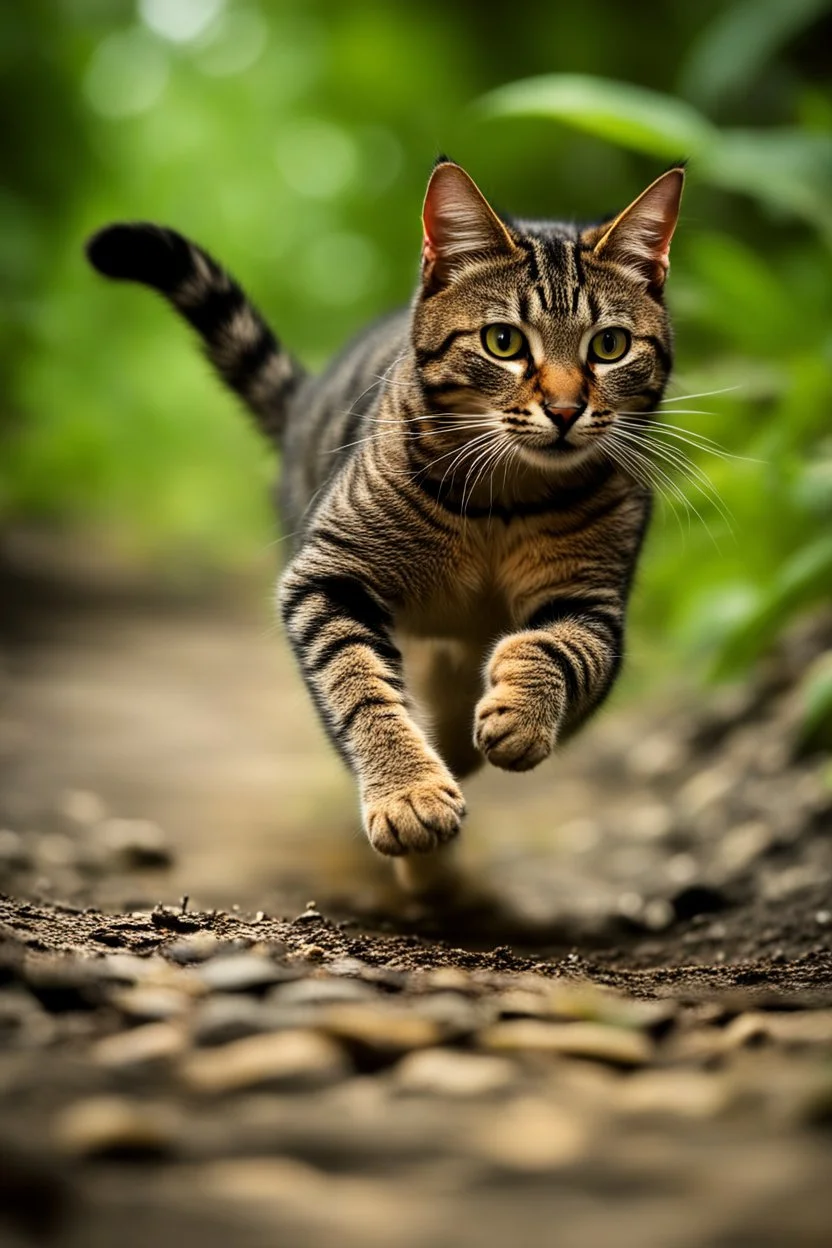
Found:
<box><xmin>85</xmin><ymin>223</ymin><xmax>304</xmax><ymax>445</ymax></box>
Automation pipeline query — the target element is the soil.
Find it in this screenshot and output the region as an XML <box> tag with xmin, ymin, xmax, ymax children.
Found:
<box><xmin>0</xmin><ymin>530</ymin><xmax>831</xmax><ymax>1246</ymax></box>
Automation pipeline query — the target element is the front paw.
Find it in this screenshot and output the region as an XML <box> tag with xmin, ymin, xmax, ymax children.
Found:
<box><xmin>363</xmin><ymin>774</ymin><xmax>466</xmax><ymax>856</ymax></box>
<box><xmin>475</xmin><ymin>686</ymin><xmax>555</xmax><ymax>772</ymax></box>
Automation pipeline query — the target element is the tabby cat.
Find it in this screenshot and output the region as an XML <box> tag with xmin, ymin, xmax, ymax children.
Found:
<box><xmin>87</xmin><ymin>160</ymin><xmax>683</xmax><ymax>890</ymax></box>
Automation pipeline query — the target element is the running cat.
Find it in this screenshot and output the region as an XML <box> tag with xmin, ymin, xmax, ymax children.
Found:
<box><xmin>87</xmin><ymin>160</ymin><xmax>683</xmax><ymax>886</ymax></box>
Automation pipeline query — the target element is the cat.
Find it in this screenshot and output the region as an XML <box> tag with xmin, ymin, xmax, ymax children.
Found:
<box><xmin>86</xmin><ymin>159</ymin><xmax>683</xmax><ymax>892</ymax></box>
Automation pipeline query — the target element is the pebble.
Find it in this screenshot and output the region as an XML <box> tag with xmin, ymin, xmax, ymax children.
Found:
<box><xmin>393</xmin><ymin>1049</ymin><xmax>518</xmax><ymax>1097</ymax></box>
<box><xmin>0</xmin><ymin>987</ymin><xmax>56</xmax><ymax>1047</ymax></box>
<box><xmin>415</xmin><ymin>968</ymin><xmax>478</xmax><ymax>994</ymax></box>
<box><xmin>181</xmin><ymin>1029</ymin><xmax>349</xmax><ymax>1094</ymax></box>
<box><xmin>671</xmin><ymin>884</ymin><xmax>727</xmax><ymax>922</ymax></box>
<box><xmin>54</xmin><ymin>1096</ymin><xmax>180</xmax><ymax>1157</ymax></box>
<box><xmin>0</xmin><ymin>828</ymin><xmax>32</xmax><ymax>870</ymax></box>
<box><xmin>270</xmin><ymin>976</ymin><xmax>378</xmax><ymax>1007</ymax></box>
<box><xmin>616</xmin><ymin>1069</ymin><xmax>730</xmax><ymax>1119</ymax></box>
<box><xmin>717</xmin><ymin>820</ymin><xmax>772</xmax><ymax>875</ymax></box>
<box><xmin>93</xmin><ymin>1021</ymin><xmax>186</xmax><ymax>1068</ymax></box>
<box><xmin>94</xmin><ymin>818</ymin><xmax>173</xmax><ymax>869</ymax></box>
<box><xmin>191</xmin><ymin>995</ymin><xmax>272</xmax><ymax>1047</ymax></box>
<box><xmin>167</xmin><ymin>933</ymin><xmax>223</xmax><ymax>965</ymax></box>
<box><xmin>59</xmin><ymin>789</ymin><xmax>107</xmax><ymax>825</ymax></box>
<box><xmin>318</xmin><ymin>1004</ymin><xmax>444</xmax><ymax>1055</ymax></box>
<box><xmin>479</xmin><ymin>1020</ymin><xmax>653</xmax><ymax>1067</ymax></box>
<box><xmin>110</xmin><ymin>986</ymin><xmax>191</xmax><ymax>1022</ymax></box>
<box><xmin>724</xmin><ymin>1010</ymin><xmax>832</xmax><ymax>1049</ymax></box>
<box><xmin>197</xmin><ymin>954</ymin><xmax>287</xmax><ymax>994</ymax></box>
<box><xmin>473</xmin><ymin>1099</ymin><xmax>587</xmax><ymax>1171</ymax></box>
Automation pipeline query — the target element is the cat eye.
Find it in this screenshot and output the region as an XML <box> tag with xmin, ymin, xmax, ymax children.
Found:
<box><xmin>588</xmin><ymin>327</ymin><xmax>631</xmax><ymax>363</ymax></box>
<box><xmin>482</xmin><ymin>323</ymin><xmax>527</xmax><ymax>360</ymax></box>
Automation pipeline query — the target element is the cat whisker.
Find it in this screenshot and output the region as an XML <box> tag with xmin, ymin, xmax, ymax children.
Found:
<box><xmin>659</xmin><ymin>385</ymin><xmax>741</xmax><ymax>404</ymax></box>
<box><xmin>618</xmin><ymin>418</ymin><xmax>763</xmax><ymax>465</ymax></box>
<box><xmin>611</xmin><ymin>426</ymin><xmax>733</xmax><ymax>544</ymax></box>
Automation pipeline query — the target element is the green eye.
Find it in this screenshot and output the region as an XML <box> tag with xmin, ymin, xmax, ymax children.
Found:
<box><xmin>482</xmin><ymin>323</ymin><xmax>527</xmax><ymax>360</ymax></box>
<box><xmin>588</xmin><ymin>327</ymin><xmax>631</xmax><ymax>363</ymax></box>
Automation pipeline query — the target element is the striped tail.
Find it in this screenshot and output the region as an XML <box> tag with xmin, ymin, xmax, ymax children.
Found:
<box><xmin>85</xmin><ymin>223</ymin><xmax>304</xmax><ymax>445</ymax></box>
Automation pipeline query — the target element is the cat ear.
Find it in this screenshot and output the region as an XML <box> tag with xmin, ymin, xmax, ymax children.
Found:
<box><xmin>422</xmin><ymin>160</ymin><xmax>516</xmax><ymax>289</ymax></box>
<box><xmin>590</xmin><ymin>167</ymin><xmax>684</xmax><ymax>291</ymax></box>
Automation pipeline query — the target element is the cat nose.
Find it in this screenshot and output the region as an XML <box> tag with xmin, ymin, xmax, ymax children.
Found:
<box><xmin>543</xmin><ymin>401</ymin><xmax>585</xmax><ymax>435</ymax></box>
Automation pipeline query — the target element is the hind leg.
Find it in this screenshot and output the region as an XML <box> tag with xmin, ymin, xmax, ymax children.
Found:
<box><xmin>395</xmin><ymin>639</ymin><xmax>484</xmax><ymax>895</ymax></box>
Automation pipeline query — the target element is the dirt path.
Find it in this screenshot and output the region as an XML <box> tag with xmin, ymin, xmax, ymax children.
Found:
<box><xmin>1</xmin><ymin>533</ymin><xmax>831</xmax><ymax>1245</ymax></box>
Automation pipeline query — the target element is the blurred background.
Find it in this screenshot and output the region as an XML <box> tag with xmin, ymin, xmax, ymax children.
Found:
<box><xmin>1</xmin><ymin>0</ymin><xmax>831</xmax><ymax>912</ymax></box>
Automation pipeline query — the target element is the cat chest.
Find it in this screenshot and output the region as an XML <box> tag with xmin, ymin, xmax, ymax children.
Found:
<box><xmin>394</xmin><ymin>524</ymin><xmax>554</xmax><ymax>642</ymax></box>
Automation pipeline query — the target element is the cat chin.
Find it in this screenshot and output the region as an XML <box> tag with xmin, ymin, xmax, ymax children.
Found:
<box><xmin>514</xmin><ymin>441</ymin><xmax>599</xmax><ymax>474</ymax></box>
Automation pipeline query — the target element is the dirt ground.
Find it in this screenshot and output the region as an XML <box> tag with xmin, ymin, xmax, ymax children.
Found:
<box><xmin>1</xmin><ymin>529</ymin><xmax>831</xmax><ymax>1246</ymax></box>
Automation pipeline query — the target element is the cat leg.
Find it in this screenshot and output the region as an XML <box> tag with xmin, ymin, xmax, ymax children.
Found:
<box><xmin>279</xmin><ymin>564</ymin><xmax>466</xmax><ymax>857</ymax></box>
<box><xmin>394</xmin><ymin>638</ymin><xmax>483</xmax><ymax>896</ymax></box>
<box><xmin>475</xmin><ymin>594</ymin><xmax>625</xmax><ymax>771</ymax></box>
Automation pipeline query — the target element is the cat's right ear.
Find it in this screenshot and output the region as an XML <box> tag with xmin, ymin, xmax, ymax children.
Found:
<box><xmin>421</xmin><ymin>161</ymin><xmax>516</xmax><ymax>291</ymax></box>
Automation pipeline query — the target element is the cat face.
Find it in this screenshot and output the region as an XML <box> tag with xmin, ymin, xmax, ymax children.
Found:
<box><xmin>411</xmin><ymin>163</ymin><xmax>683</xmax><ymax>475</ymax></box>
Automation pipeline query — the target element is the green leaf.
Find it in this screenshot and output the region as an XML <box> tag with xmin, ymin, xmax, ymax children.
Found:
<box><xmin>477</xmin><ymin>75</ymin><xmax>716</xmax><ymax>161</ymax></box>
<box><xmin>798</xmin><ymin>651</ymin><xmax>832</xmax><ymax>752</ymax></box>
<box><xmin>700</xmin><ymin>129</ymin><xmax>832</xmax><ymax>239</ymax></box>
<box><xmin>714</xmin><ymin>534</ymin><xmax>832</xmax><ymax>674</ymax></box>
<box><xmin>678</xmin><ymin>0</ymin><xmax>832</xmax><ymax>110</ymax></box>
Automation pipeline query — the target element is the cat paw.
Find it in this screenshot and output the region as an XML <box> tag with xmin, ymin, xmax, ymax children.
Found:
<box><xmin>474</xmin><ymin>687</ymin><xmax>555</xmax><ymax>772</ymax></box>
<box><xmin>364</xmin><ymin>776</ymin><xmax>466</xmax><ymax>856</ymax></box>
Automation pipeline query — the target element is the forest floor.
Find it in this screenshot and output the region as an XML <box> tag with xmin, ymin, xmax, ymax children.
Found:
<box><xmin>0</xmin><ymin>530</ymin><xmax>831</xmax><ymax>1247</ymax></box>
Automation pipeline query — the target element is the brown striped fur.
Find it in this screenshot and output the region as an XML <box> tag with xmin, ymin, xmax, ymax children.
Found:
<box><xmin>87</xmin><ymin>161</ymin><xmax>684</xmax><ymax>887</ymax></box>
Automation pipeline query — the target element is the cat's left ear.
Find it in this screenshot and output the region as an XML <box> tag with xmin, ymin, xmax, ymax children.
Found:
<box><xmin>422</xmin><ymin>160</ymin><xmax>516</xmax><ymax>290</ymax></box>
<box><xmin>589</xmin><ymin>167</ymin><xmax>684</xmax><ymax>292</ymax></box>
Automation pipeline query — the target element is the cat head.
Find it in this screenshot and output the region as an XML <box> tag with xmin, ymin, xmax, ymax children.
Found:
<box><xmin>411</xmin><ymin>160</ymin><xmax>684</xmax><ymax>474</ymax></box>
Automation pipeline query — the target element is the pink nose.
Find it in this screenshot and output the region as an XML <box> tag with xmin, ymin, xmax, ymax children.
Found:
<box><xmin>543</xmin><ymin>402</ymin><xmax>585</xmax><ymax>435</ymax></box>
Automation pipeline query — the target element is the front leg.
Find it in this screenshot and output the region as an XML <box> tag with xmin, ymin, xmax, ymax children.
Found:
<box><xmin>279</xmin><ymin>565</ymin><xmax>465</xmax><ymax>855</ymax></box>
<box><xmin>475</xmin><ymin>596</ymin><xmax>624</xmax><ymax>771</ymax></box>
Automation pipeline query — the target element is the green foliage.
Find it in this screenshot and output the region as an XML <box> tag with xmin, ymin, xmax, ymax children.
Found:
<box><xmin>1</xmin><ymin>0</ymin><xmax>830</xmax><ymax>724</ymax></box>
<box><xmin>479</xmin><ymin>26</ymin><xmax>832</xmax><ymax>715</ymax></box>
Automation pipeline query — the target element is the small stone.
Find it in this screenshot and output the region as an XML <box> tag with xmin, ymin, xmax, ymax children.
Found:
<box><xmin>294</xmin><ymin>901</ymin><xmax>323</xmax><ymax>923</ymax></box>
<box><xmin>496</xmin><ymin>990</ymin><xmax>552</xmax><ymax>1019</ymax></box>
<box><xmin>394</xmin><ymin>1049</ymin><xmax>517</xmax><ymax>1097</ymax></box>
<box><xmin>166</xmin><ymin>933</ymin><xmax>222</xmax><ymax>964</ymax></box>
<box><xmin>676</xmin><ymin>765</ymin><xmax>736</xmax><ymax>820</ymax></box>
<box><xmin>479</xmin><ymin>1020</ymin><xmax>652</xmax><ymax>1067</ymax></box>
<box><xmin>0</xmin><ymin>987</ymin><xmax>55</xmax><ymax>1046</ymax></box>
<box><xmin>717</xmin><ymin>820</ymin><xmax>772</xmax><ymax>874</ymax></box>
<box><xmin>623</xmin><ymin>802</ymin><xmax>673</xmax><ymax>842</ymax></box>
<box><xmin>642</xmin><ymin>899</ymin><xmax>674</xmax><ymax>931</ymax></box>
<box><xmin>627</xmin><ymin>732</ymin><xmax>688</xmax><ymax>780</ymax></box>
<box><xmin>181</xmin><ymin>1029</ymin><xmax>348</xmax><ymax>1094</ymax></box>
<box><xmin>95</xmin><ymin>818</ymin><xmax>173</xmax><ymax>869</ymax></box>
<box><xmin>815</xmin><ymin>910</ymin><xmax>831</xmax><ymax>927</ymax></box>
<box><xmin>416</xmin><ymin>967</ymin><xmax>477</xmax><ymax>994</ymax></box>
<box><xmin>671</xmin><ymin>884</ymin><xmax>727</xmax><ymax>922</ymax></box>
<box><xmin>474</xmin><ymin>1099</ymin><xmax>586</xmax><ymax>1171</ymax></box>
<box><xmin>111</xmin><ymin>986</ymin><xmax>190</xmax><ymax>1022</ymax></box>
<box><xmin>270</xmin><ymin>977</ymin><xmax>378</xmax><ymax>1007</ymax></box>
<box><xmin>325</xmin><ymin>956</ymin><xmax>369</xmax><ymax>978</ymax></box>
<box><xmin>192</xmin><ymin>995</ymin><xmax>272</xmax><ymax>1047</ymax></box>
<box><xmin>617</xmin><ymin>1069</ymin><xmax>730</xmax><ymax>1119</ymax></box>
<box><xmin>410</xmin><ymin>992</ymin><xmax>486</xmax><ymax>1037</ymax></box>
<box><xmin>60</xmin><ymin>789</ymin><xmax>107</xmax><ymax>825</ymax></box>
<box><xmin>0</xmin><ymin>828</ymin><xmax>31</xmax><ymax>870</ymax></box>
<box><xmin>726</xmin><ymin>1010</ymin><xmax>832</xmax><ymax>1049</ymax></box>
<box><xmin>54</xmin><ymin>1096</ymin><xmax>179</xmax><ymax>1157</ymax></box>
<box><xmin>93</xmin><ymin>1022</ymin><xmax>186</xmax><ymax>1068</ymax></box>
<box><xmin>35</xmin><ymin>834</ymin><xmax>77</xmax><ymax>868</ymax></box>
<box><xmin>318</xmin><ymin>1003</ymin><xmax>444</xmax><ymax>1054</ymax></box>
<box><xmin>197</xmin><ymin>954</ymin><xmax>286</xmax><ymax>994</ymax></box>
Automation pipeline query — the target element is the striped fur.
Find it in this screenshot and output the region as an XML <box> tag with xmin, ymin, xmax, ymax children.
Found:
<box><xmin>86</xmin><ymin>163</ymin><xmax>683</xmax><ymax>878</ymax></box>
<box><xmin>86</xmin><ymin>224</ymin><xmax>304</xmax><ymax>442</ymax></box>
